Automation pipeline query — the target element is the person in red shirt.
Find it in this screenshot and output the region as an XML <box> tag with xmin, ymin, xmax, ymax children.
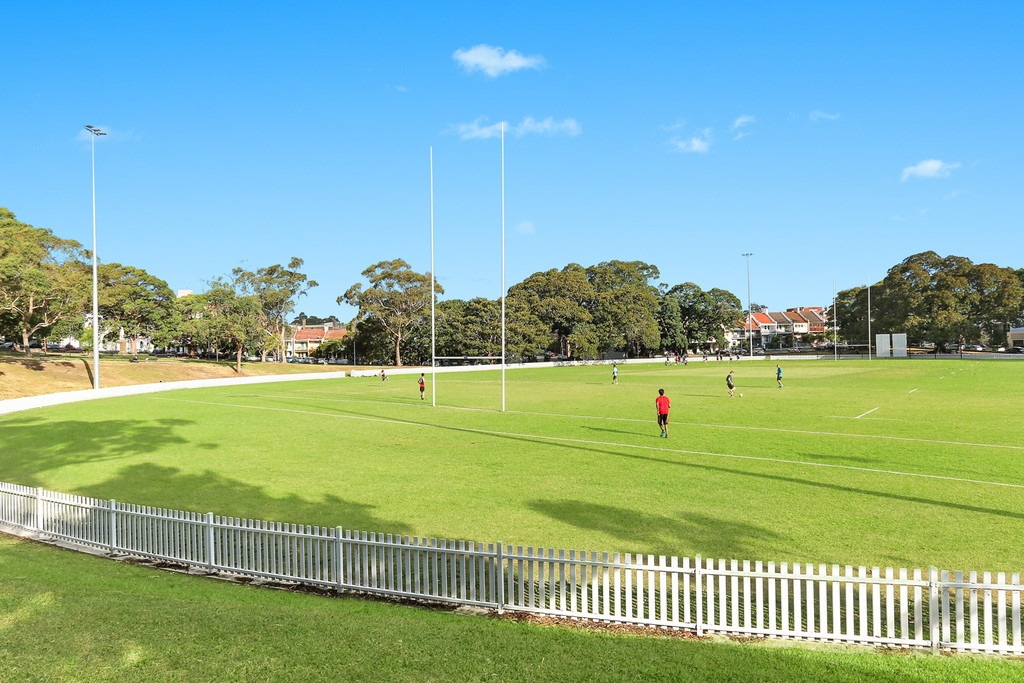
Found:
<box><xmin>655</xmin><ymin>388</ymin><xmax>671</xmax><ymax>438</ymax></box>
<box><xmin>418</xmin><ymin>373</ymin><xmax>426</xmax><ymax>399</ymax></box>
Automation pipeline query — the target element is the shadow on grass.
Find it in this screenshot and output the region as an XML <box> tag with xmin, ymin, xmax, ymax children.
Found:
<box><xmin>320</xmin><ymin>404</ymin><xmax>1024</xmax><ymax>525</ymax></box>
<box><xmin>75</xmin><ymin>462</ymin><xmax>413</xmax><ymax>534</ymax></box>
<box><xmin>0</xmin><ymin>415</ymin><xmax>204</xmax><ymax>488</ymax></box>
<box><xmin>527</xmin><ymin>500</ymin><xmax>782</xmax><ymax>559</ymax></box>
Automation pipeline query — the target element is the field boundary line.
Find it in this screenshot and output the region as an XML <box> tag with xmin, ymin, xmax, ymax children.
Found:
<box><xmin>152</xmin><ymin>396</ymin><xmax>1024</xmax><ymax>490</ymax></box>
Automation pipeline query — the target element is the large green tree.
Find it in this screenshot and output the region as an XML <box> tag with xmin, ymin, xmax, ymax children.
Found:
<box><xmin>664</xmin><ymin>282</ymin><xmax>743</xmax><ymax>350</ymax></box>
<box><xmin>586</xmin><ymin>260</ymin><xmax>661</xmax><ymax>357</ymax></box>
<box><xmin>340</xmin><ymin>259</ymin><xmax>442</xmax><ymax>367</ymax></box>
<box><xmin>509</xmin><ymin>264</ymin><xmax>594</xmax><ymax>357</ymax></box>
<box><xmin>99</xmin><ymin>263</ymin><xmax>179</xmax><ymax>354</ymax></box>
<box><xmin>840</xmin><ymin>252</ymin><xmax>1024</xmax><ymax>348</ymax></box>
<box><xmin>234</xmin><ymin>258</ymin><xmax>318</xmax><ymax>362</ymax></box>
<box><xmin>0</xmin><ymin>209</ymin><xmax>90</xmax><ymax>355</ymax></box>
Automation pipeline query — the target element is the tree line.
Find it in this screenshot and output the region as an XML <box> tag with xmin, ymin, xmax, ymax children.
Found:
<box><xmin>835</xmin><ymin>251</ymin><xmax>1024</xmax><ymax>350</ymax></box>
<box><xmin>4</xmin><ymin>208</ymin><xmax>1022</xmax><ymax>367</ymax></box>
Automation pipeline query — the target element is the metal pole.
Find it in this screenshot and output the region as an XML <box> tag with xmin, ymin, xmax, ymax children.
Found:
<box><xmin>430</xmin><ymin>147</ymin><xmax>436</xmax><ymax>407</ymax></box>
<box><xmin>742</xmin><ymin>253</ymin><xmax>753</xmax><ymax>356</ymax></box>
<box><xmin>833</xmin><ymin>280</ymin><xmax>838</xmax><ymax>361</ymax></box>
<box><xmin>867</xmin><ymin>285</ymin><xmax>872</xmax><ymax>360</ymax></box>
<box><xmin>85</xmin><ymin>125</ymin><xmax>106</xmax><ymax>390</ymax></box>
<box><xmin>501</xmin><ymin>122</ymin><xmax>506</xmax><ymax>412</ymax></box>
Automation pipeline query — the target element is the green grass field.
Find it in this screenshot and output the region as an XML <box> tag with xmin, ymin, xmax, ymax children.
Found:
<box><xmin>5</xmin><ymin>532</ymin><xmax>1024</xmax><ymax>682</ymax></box>
<box><xmin>4</xmin><ymin>358</ymin><xmax>1023</xmax><ymax>572</ymax></box>
<box><xmin>5</xmin><ymin>357</ymin><xmax>1024</xmax><ymax>680</ymax></box>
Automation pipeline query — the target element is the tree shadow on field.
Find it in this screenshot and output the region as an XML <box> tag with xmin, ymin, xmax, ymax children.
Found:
<box><xmin>326</xmin><ymin>406</ymin><xmax>1024</xmax><ymax>526</ymax></box>
<box><xmin>0</xmin><ymin>415</ymin><xmax>205</xmax><ymax>488</ymax></box>
<box><xmin>528</xmin><ymin>500</ymin><xmax>782</xmax><ymax>560</ymax></box>
<box><xmin>76</xmin><ymin>463</ymin><xmax>413</xmax><ymax>534</ymax></box>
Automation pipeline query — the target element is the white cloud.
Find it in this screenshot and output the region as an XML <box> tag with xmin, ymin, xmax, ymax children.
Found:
<box><xmin>516</xmin><ymin>220</ymin><xmax>535</xmax><ymax>235</ymax></box>
<box><xmin>670</xmin><ymin>128</ymin><xmax>713</xmax><ymax>153</ymax></box>
<box><xmin>453</xmin><ymin>44</ymin><xmax>546</xmax><ymax>77</ymax></box>
<box><xmin>809</xmin><ymin>109</ymin><xmax>840</xmax><ymax>122</ymax></box>
<box><xmin>731</xmin><ymin>115</ymin><xmax>755</xmax><ymax>140</ymax></box>
<box><xmin>901</xmin><ymin>159</ymin><xmax>961</xmax><ymax>182</ymax></box>
<box><xmin>451</xmin><ymin>116</ymin><xmax>581</xmax><ymax>141</ymax></box>
<box><xmin>515</xmin><ymin>116</ymin><xmax>581</xmax><ymax>137</ymax></box>
<box><xmin>732</xmin><ymin>115</ymin><xmax>755</xmax><ymax>130</ymax></box>
<box><xmin>452</xmin><ymin>117</ymin><xmax>504</xmax><ymax>140</ymax></box>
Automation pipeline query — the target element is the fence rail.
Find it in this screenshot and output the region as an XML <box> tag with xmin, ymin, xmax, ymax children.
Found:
<box><xmin>2</xmin><ymin>481</ymin><xmax>1021</xmax><ymax>655</ymax></box>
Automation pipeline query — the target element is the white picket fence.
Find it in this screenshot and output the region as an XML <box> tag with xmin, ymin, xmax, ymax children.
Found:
<box><xmin>2</xmin><ymin>480</ymin><xmax>1021</xmax><ymax>656</ymax></box>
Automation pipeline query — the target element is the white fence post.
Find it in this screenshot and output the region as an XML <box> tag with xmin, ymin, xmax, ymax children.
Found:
<box><xmin>695</xmin><ymin>554</ymin><xmax>703</xmax><ymax>636</ymax></box>
<box><xmin>204</xmin><ymin>512</ymin><xmax>215</xmax><ymax>572</ymax></box>
<box><xmin>496</xmin><ymin>541</ymin><xmax>505</xmax><ymax>613</ymax></box>
<box><xmin>107</xmin><ymin>499</ymin><xmax>117</xmax><ymax>553</ymax></box>
<box><xmin>34</xmin><ymin>487</ymin><xmax>43</xmax><ymax>533</ymax></box>
<box><xmin>334</xmin><ymin>526</ymin><xmax>344</xmax><ymax>592</ymax></box>
<box><xmin>930</xmin><ymin>567</ymin><xmax>940</xmax><ymax>654</ymax></box>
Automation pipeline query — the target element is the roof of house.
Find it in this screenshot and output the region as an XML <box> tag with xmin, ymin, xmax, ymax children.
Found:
<box><xmin>752</xmin><ymin>312</ymin><xmax>775</xmax><ymax>325</ymax></box>
<box><xmin>784</xmin><ymin>310</ymin><xmax>808</xmax><ymax>324</ymax></box>
<box><xmin>802</xmin><ymin>309</ymin><xmax>828</xmax><ymax>324</ymax></box>
<box><xmin>768</xmin><ymin>312</ymin><xmax>791</xmax><ymax>325</ymax></box>
<box><xmin>293</xmin><ymin>328</ymin><xmax>348</xmax><ymax>342</ymax></box>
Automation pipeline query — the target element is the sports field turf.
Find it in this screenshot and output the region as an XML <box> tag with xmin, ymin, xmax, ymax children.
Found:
<box><xmin>3</xmin><ymin>358</ymin><xmax>1023</xmax><ymax>573</ymax></box>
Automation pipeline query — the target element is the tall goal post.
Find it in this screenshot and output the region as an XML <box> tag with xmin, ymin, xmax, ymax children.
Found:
<box><xmin>428</xmin><ymin>123</ymin><xmax>508</xmax><ymax>412</ymax></box>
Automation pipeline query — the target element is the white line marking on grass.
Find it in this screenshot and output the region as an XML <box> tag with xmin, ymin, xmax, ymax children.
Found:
<box><xmin>209</xmin><ymin>393</ymin><xmax>1024</xmax><ymax>452</ymax></box>
<box><xmin>909</xmin><ymin>388</ymin><xmax>919</xmax><ymax>394</ymax></box>
<box><xmin>855</xmin><ymin>407</ymin><xmax>879</xmax><ymax>419</ymax></box>
<box><xmin>151</xmin><ymin>396</ymin><xmax>1024</xmax><ymax>490</ymax></box>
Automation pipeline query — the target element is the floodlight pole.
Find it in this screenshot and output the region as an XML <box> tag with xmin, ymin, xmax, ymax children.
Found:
<box><xmin>85</xmin><ymin>125</ymin><xmax>106</xmax><ymax>390</ymax></box>
<box><xmin>742</xmin><ymin>253</ymin><xmax>753</xmax><ymax>357</ymax></box>
<box><xmin>501</xmin><ymin>122</ymin><xmax>506</xmax><ymax>412</ymax></box>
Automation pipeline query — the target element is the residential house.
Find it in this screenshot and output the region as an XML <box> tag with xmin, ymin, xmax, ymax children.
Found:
<box><xmin>288</xmin><ymin>322</ymin><xmax>347</xmax><ymax>359</ymax></box>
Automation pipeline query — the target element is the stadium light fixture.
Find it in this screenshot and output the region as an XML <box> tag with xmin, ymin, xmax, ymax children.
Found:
<box><xmin>85</xmin><ymin>125</ymin><xmax>106</xmax><ymax>390</ymax></box>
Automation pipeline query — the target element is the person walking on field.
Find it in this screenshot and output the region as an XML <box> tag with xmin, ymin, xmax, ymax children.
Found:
<box><xmin>726</xmin><ymin>370</ymin><xmax>735</xmax><ymax>398</ymax></box>
<box><xmin>655</xmin><ymin>388</ymin><xmax>671</xmax><ymax>438</ymax></box>
<box><xmin>612</xmin><ymin>363</ymin><xmax>618</xmax><ymax>384</ymax></box>
<box><xmin>776</xmin><ymin>364</ymin><xmax>784</xmax><ymax>388</ymax></box>
<box><xmin>418</xmin><ymin>373</ymin><xmax>426</xmax><ymax>399</ymax></box>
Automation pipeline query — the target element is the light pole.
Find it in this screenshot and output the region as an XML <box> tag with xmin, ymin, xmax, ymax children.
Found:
<box><xmin>85</xmin><ymin>125</ymin><xmax>106</xmax><ymax>390</ymax></box>
<box><xmin>742</xmin><ymin>253</ymin><xmax>753</xmax><ymax>356</ymax></box>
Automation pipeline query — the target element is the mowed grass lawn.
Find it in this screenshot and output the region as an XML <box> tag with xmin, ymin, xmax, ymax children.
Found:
<box><xmin>3</xmin><ymin>358</ymin><xmax>1024</xmax><ymax>572</ymax></box>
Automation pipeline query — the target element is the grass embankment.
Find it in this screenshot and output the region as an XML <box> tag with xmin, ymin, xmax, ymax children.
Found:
<box><xmin>3</xmin><ymin>534</ymin><xmax>1022</xmax><ymax>682</ymax></box>
<box><xmin>0</xmin><ymin>352</ymin><xmax>346</xmax><ymax>400</ymax></box>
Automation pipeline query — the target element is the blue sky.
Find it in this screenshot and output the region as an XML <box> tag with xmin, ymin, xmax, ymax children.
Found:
<box><xmin>4</xmin><ymin>2</ymin><xmax>1022</xmax><ymax>322</ymax></box>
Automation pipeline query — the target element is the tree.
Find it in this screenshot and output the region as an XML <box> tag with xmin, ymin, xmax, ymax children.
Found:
<box><xmin>656</xmin><ymin>288</ymin><xmax>686</xmax><ymax>353</ymax></box>
<box><xmin>204</xmin><ymin>282</ymin><xmax>266</xmax><ymax>372</ymax></box>
<box><xmin>234</xmin><ymin>258</ymin><xmax>318</xmax><ymax>362</ymax></box>
<box><xmin>586</xmin><ymin>260</ymin><xmax>661</xmax><ymax>357</ymax></box>
<box><xmin>340</xmin><ymin>259</ymin><xmax>442</xmax><ymax>367</ymax></box>
<box><xmin>509</xmin><ymin>264</ymin><xmax>594</xmax><ymax>357</ymax></box>
<box><xmin>665</xmin><ymin>283</ymin><xmax>743</xmax><ymax>350</ymax></box>
<box><xmin>0</xmin><ymin>209</ymin><xmax>90</xmax><ymax>355</ymax></box>
<box><xmin>99</xmin><ymin>263</ymin><xmax>179</xmax><ymax>354</ymax></box>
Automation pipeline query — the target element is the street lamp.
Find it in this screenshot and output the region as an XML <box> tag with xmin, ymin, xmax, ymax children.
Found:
<box><xmin>742</xmin><ymin>253</ymin><xmax>753</xmax><ymax>356</ymax></box>
<box><xmin>85</xmin><ymin>125</ymin><xmax>106</xmax><ymax>390</ymax></box>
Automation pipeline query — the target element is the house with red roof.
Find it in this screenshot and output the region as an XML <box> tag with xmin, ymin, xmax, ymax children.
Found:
<box><xmin>287</xmin><ymin>323</ymin><xmax>347</xmax><ymax>359</ymax></box>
